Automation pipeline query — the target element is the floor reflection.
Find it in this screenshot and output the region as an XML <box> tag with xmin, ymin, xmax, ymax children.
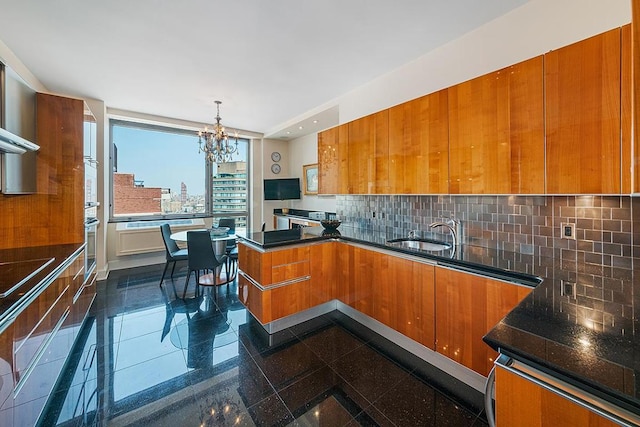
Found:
<box><xmin>40</xmin><ymin>264</ymin><xmax>488</xmax><ymax>426</ymax></box>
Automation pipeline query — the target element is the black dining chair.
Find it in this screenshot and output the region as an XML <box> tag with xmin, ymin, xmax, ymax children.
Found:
<box><xmin>218</xmin><ymin>218</ymin><xmax>238</xmax><ymax>281</ymax></box>
<box><xmin>183</xmin><ymin>230</ymin><xmax>228</xmax><ymax>298</ymax></box>
<box><xmin>159</xmin><ymin>224</ymin><xmax>188</xmax><ymax>294</ymax></box>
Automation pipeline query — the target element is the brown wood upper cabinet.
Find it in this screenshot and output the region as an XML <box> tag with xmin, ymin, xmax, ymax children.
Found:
<box><xmin>317</xmin><ymin>124</ymin><xmax>349</xmax><ymax>194</ymax></box>
<box><xmin>388</xmin><ymin>90</ymin><xmax>449</xmax><ymax>194</ymax></box>
<box><xmin>448</xmin><ymin>56</ymin><xmax>545</xmax><ymax>194</ymax></box>
<box><xmin>347</xmin><ymin>111</ymin><xmax>389</xmax><ymax>194</ymax></box>
<box><xmin>546</xmin><ymin>26</ymin><xmax>630</xmax><ymax>194</ymax></box>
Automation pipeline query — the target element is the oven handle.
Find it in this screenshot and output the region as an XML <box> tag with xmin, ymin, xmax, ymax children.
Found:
<box><xmin>84</xmin><ymin>219</ymin><xmax>100</xmax><ymax>229</ymax></box>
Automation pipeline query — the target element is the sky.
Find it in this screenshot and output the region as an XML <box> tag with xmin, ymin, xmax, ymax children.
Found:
<box><xmin>112</xmin><ymin>125</ymin><xmax>248</xmax><ymax>196</ymax></box>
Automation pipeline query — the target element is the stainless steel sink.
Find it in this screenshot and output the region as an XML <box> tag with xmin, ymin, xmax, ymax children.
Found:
<box><xmin>386</xmin><ymin>238</ymin><xmax>452</xmax><ymax>252</ymax></box>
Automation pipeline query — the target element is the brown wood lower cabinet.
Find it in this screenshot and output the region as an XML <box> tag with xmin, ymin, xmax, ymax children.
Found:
<box><xmin>495</xmin><ymin>365</ymin><xmax>619</xmax><ymax>426</ymax></box>
<box><xmin>239</xmin><ymin>241</ymin><xmax>539</xmax><ymax>376</ymax></box>
<box><xmin>435</xmin><ymin>266</ymin><xmax>532</xmax><ymax>376</ymax></box>
<box><xmin>0</xmin><ymin>248</ymin><xmax>93</xmax><ymax>427</ymax></box>
<box><xmin>339</xmin><ymin>245</ymin><xmax>436</xmax><ymax>350</ymax></box>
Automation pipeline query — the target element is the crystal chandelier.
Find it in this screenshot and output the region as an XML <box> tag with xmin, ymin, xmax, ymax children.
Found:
<box><xmin>198</xmin><ymin>100</ymin><xmax>239</xmax><ymax>163</ymax></box>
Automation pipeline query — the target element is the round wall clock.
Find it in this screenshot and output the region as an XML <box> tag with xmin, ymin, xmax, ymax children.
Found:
<box><xmin>271</xmin><ymin>163</ymin><xmax>281</xmax><ymax>174</ymax></box>
<box><xmin>271</xmin><ymin>152</ymin><xmax>281</xmax><ymax>162</ymax></box>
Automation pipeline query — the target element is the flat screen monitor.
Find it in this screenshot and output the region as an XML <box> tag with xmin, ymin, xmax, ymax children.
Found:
<box><xmin>264</xmin><ymin>178</ymin><xmax>301</xmax><ymax>200</ymax></box>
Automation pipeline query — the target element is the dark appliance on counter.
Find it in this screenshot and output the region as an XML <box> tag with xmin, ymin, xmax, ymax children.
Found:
<box><xmin>264</xmin><ymin>178</ymin><xmax>301</xmax><ymax>200</ymax></box>
<box><xmin>0</xmin><ymin>62</ymin><xmax>40</xmax><ymax>194</ymax></box>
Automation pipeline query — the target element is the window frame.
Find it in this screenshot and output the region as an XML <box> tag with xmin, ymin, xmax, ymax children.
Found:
<box><xmin>108</xmin><ymin>118</ymin><xmax>251</xmax><ymax>224</ymax></box>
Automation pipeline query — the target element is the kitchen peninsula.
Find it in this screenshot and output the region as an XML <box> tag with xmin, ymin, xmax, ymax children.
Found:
<box><xmin>238</xmin><ymin>223</ymin><xmax>640</xmax><ymax>426</ymax></box>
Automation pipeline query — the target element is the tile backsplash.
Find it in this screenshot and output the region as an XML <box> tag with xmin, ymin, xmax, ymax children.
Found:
<box><xmin>336</xmin><ymin>195</ymin><xmax>638</xmax><ymax>264</ymax></box>
<box><xmin>337</xmin><ymin>195</ymin><xmax>639</xmax><ymax>334</ymax></box>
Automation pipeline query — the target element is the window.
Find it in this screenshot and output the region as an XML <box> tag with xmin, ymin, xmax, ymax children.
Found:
<box><xmin>110</xmin><ymin>119</ymin><xmax>250</xmax><ymax>225</ymax></box>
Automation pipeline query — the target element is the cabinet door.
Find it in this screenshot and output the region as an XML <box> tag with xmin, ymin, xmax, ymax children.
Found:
<box><xmin>309</xmin><ymin>242</ymin><xmax>336</xmax><ymax>306</ymax></box>
<box><xmin>545</xmin><ymin>28</ymin><xmax>622</xmax><ymax>194</ymax></box>
<box><xmin>449</xmin><ymin>56</ymin><xmax>544</xmax><ymax>194</ymax></box>
<box><xmin>495</xmin><ymin>366</ymin><xmax>619</xmax><ymax>426</ymax></box>
<box><xmin>318</xmin><ymin>124</ymin><xmax>349</xmax><ymax>194</ymax></box>
<box><xmin>372</xmin><ymin>252</ymin><xmax>397</xmax><ymax>329</ymax></box>
<box><xmin>335</xmin><ymin>242</ymin><xmax>355</xmax><ymax>306</ymax></box>
<box><xmin>398</xmin><ymin>261</ymin><xmax>435</xmax><ymax>350</ymax></box>
<box><xmin>348</xmin><ymin>111</ymin><xmax>389</xmax><ymax>194</ymax></box>
<box><xmin>435</xmin><ymin>267</ymin><xmax>531</xmax><ymax>376</ymax></box>
<box><xmin>388</xmin><ymin>90</ymin><xmax>449</xmax><ymax>194</ymax></box>
<box><xmin>351</xmin><ymin>246</ymin><xmax>375</xmax><ymax>317</ymax></box>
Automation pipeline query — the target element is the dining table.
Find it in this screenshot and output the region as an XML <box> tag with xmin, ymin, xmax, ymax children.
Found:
<box><xmin>170</xmin><ymin>229</ymin><xmax>240</xmax><ymax>255</ymax></box>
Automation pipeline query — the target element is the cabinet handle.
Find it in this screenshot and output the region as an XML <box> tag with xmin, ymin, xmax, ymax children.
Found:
<box><xmin>14</xmin><ymin>307</ymin><xmax>70</xmax><ymax>396</ymax></box>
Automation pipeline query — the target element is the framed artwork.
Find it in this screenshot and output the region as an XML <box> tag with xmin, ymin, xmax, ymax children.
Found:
<box><xmin>303</xmin><ymin>163</ymin><xmax>318</xmax><ymax>195</ymax></box>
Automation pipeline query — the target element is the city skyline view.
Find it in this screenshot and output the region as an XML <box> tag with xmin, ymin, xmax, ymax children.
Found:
<box><xmin>112</xmin><ymin>124</ymin><xmax>248</xmax><ymax>196</ymax></box>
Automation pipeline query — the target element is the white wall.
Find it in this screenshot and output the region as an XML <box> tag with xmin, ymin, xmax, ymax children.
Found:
<box><xmin>289</xmin><ymin>132</ymin><xmax>337</xmax><ymax>213</ymax></box>
<box><xmin>256</xmin><ymin>138</ymin><xmax>290</xmax><ymax>231</ymax></box>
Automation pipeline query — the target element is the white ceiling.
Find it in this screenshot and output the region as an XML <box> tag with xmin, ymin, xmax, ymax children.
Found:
<box><xmin>0</xmin><ymin>0</ymin><xmax>528</xmax><ymax>138</ymax></box>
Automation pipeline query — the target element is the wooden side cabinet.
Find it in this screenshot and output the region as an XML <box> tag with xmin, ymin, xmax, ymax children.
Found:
<box><xmin>435</xmin><ymin>266</ymin><xmax>532</xmax><ymax>376</ymax></box>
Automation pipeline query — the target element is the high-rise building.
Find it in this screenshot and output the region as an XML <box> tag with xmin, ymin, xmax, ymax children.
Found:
<box><xmin>212</xmin><ymin>161</ymin><xmax>247</xmax><ymax>227</ymax></box>
<box><xmin>180</xmin><ymin>182</ymin><xmax>187</xmax><ymax>205</ymax></box>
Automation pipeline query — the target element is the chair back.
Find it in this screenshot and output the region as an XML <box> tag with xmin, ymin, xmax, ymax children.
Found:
<box><xmin>218</xmin><ymin>218</ymin><xmax>237</xmax><ymax>250</ymax></box>
<box><xmin>187</xmin><ymin>230</ymin><xmax>224</xmax><ymax>271</ymax></box>
<box><xmin>218</xmin><ymin>218</ymin><xmax>236</xmax><ymax>233</ymax></box>
<box><xmin>161</xmin><ymin>224</ymin><xmax>181</xmax><ymax>258</ymax></box>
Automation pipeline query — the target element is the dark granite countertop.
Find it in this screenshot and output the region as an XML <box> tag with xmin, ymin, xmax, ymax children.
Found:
<box><xmin>240</xmin><ymin>224</ymin><xmax>640</xmax><ymax>414</ymax></box>
<box><xmin>0</xmin><ymin>243</ymin><xmax>84</xmax><ymax>327</ymax></box>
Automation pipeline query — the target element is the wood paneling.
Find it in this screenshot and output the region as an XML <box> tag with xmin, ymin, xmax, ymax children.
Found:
<box><xmin>270</xmin><ymin>279</ymin><xmax>311</xmax><ymax>322</ymax></box>
<box><xmin>238</xmin><ymin>244</ymin><xmax>270</xmax><ymax>285</ymax></box>
<box><xmin>348</xmin><ymin>111</ymin><xmax>389</xmax><ymax>194</ymax></box>
<box><xmin>435</xmin><ymin>267</ymin><xmax>531</xmax><ymax>376</ymax></box>
<box><xmin>309</xmin><ymin>242</ymin><xmax>336</xmax><ymax>306</ymax></box>
<box><xmin>398</xmin><ymin>261</ymin><xmax>435</xmax><ymax>350</ymax></box>
<box><xmin>634</xmin><ymin>5</ymin><xmax>640</xmax><ymax>193</ymax></box>
<box><xmin>621</xmin><ymin>23</ymin><xmax>633</xmax><ymax>194</ymax></box>
<box><xmin>335</xmin><ymin>242</ymin><xmax>355</xmax><ymax>306</ymax></box>
<box><xmin>318</xmin><ymin>124</ymin><xmax>349</xmax><ymax>194</ymax></box>
<box><xmin>351</xmin><ymin>246</ymin><xmax>375</xmax><ymax>316</ymax></box>
<box><xmin>372</xmin><ymin>251</ymin><xmax>397</xmax><ymax>328</ymax></box>
<box><xmin>0</xmin><ymin>93</ymin><xmax>84</xmax><ymax>249</ymax></box>
<box><xmin>449</xmin><ymin>56</ymin><xmax>544</xmax><ymax>194</ymax></box>
<box><xmin>546</xmin><ymin>28</ymin><xmax>622</xmax><ymax>194</ymax></box>
<box><xmin>388</xmin><ymin>90</ymin><xmax>449</xmax><ymax>194</ymax></box>
<box><xmin>495</xmin><ymin>366</ymin><xmax>619</xmax><ymax>426</ymax></box>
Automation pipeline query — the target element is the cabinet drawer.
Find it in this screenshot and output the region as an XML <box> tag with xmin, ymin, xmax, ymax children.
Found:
<box><xmin>271</xmin><ymin>260</ymin><xmax>310</xmax><ymax>284</ymax></box>
<box><xmin>13</xmin><ymin>279</ymin><xmax>70</xmax><ymax>384</ymax></box>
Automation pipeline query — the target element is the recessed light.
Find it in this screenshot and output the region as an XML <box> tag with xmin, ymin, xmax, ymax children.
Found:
<box><xmin>286</xmin><ymin>131</ymin><xmax>291</xmax><ymax>134</ymax></box>
<box><xmin>312</xmin><ymin>120</ymin><xmax>318</xmax><ymax>124</ymax></box>
<box><xmin>298</xmin><ymin>126</ymin><xmax>303</xmax><ymax>130</ymax></box>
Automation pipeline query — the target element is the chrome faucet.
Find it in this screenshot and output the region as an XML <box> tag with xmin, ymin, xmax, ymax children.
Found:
<box><xmin>408</xmin><ymin>230</ymin><xmax>419</xmax><ymax>240</ymax></box>
<box><xmin>429</xmin><ymin>219</ymin><xmax>462</xmax><ymax>247</ymax></box>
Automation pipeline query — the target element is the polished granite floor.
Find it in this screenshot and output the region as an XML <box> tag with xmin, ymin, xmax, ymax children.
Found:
<box><xmin>40</xmin><ymin>264</ymin><xmax>489</xmax><ymax>427</ymax></box>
